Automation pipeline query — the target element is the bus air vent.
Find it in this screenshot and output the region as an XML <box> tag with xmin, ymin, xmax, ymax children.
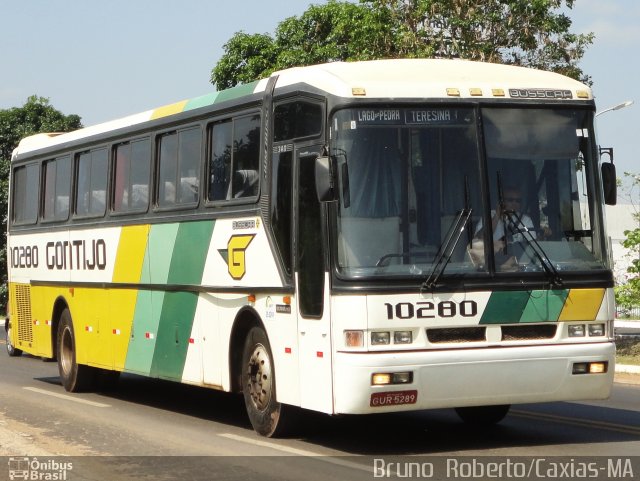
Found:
<box><xmin>501</xmin><ymin>324</ymin><xmax>557</xmax><ymax>341</ymax></box>
<box><xmin>13</xmin><ymin>284</ymin><xmax>33</xmax><ymax>344</ymax></box>
<box><xmin>426</xmin><ymin>327</ymin><xmax>486</xmax><ymax>343</ymax></box>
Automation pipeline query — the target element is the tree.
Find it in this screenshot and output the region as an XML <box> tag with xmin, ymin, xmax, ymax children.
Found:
<box><xmin>616</xmin><ymin>172</ymin><xmax>640</xmax><ymax>310</ymax></box>
<box><xmin>211</xmin><ymin>0</ymin><xmax>594</xmax><ymax>89</ymax></box>
<box><xmin>0</xmin><ymin>96</ymin><xmax>82</xmax><ymax>310</ymax></box>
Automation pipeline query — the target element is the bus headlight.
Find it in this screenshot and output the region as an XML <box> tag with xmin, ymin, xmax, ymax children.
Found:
<box><xmin>588</xmin><ymin>323</ymin><xmax>605</xmax><ymax>337</ymax></box>
<box><xmin>394</xmin><ymin>331</ymin><xmax>413</xmax><ymax>344</ymax></box>
<box><xmin>371</xmin><ymin>332</ymin><xmax>391</xmax><ymax>345</ymax></box>
<box><xmin>568</xmin><ymin>324</ymin><xmax>585</xmax><ymax>337</ymax></box>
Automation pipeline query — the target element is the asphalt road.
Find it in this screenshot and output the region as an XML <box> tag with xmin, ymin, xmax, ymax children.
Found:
<box><xmin>1</xmin><ymin>345</ymin><xmax>639</xmax><ymax>481</ymax></box>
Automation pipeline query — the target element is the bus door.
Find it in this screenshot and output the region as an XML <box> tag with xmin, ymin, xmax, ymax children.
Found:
<box><xmin>295</xmin><ymin>144</ymin><xmax>334</xmax><ymax>413</ymax></box>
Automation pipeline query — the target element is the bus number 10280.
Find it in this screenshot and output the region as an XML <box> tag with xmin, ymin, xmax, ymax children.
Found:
<box><xmin>384</xmin><ymin>300</ymin><xmax>478</xmax><ymax>320</ymax></box>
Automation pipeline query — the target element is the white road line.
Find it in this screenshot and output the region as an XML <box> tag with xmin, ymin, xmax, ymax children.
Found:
<box><xmin>219</xmin><ymin>433</ymin><xmax>372</xmax><ymax>474</ymax></box>
<box><xmin>23</xmin><ymin>387</ymin><xmax>111</xmax><ymax>408</ymax></box>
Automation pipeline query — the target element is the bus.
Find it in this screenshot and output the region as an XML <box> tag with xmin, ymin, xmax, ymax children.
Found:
<box><xmin>6</xmin><ymin>59</ymin><xmax>617</xmax><ymax>437</ymax></box>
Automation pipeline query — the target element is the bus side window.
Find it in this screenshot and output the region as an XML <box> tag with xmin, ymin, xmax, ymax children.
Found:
<box><xmin>208</xmin><ymin>114</ymin><xmax>260</xmax><ymax>202</ymax></box>
<box><xmin>274</xmin><ymin>101</ymin><xmax>322</xmax><ymax>142</ymax></box>
<box><xmin>231</xmin><ymin>115</ymin><xmax>260</xmax><ymax>199</ymax></box>
<box><xmin>42</xmin><ymin>156</ymin><xmax>71</xmax><ymax>222</ymax></box>
<box><xmin>157</xmin><ymin>127</ymin><xmax>201</xmax><ymax>208</ymax></box>
<box><xmin>113</xmin><ymin>139</ymin><xmax>151</xmax><ymax>213</ymax></box>
<box><xmin>12</xmin><ymin>163</ymin><xmax>39</xmax><ymax>224</ymax></box>
<box><xmin>209</xmin><ymin>120</ymin><xmax>232</xmax><ymax>201</ymax></box>
<box><xmin>75</xmin><ymin>148</ymin><xmax>107</xmax><ymax>217</ymax></box>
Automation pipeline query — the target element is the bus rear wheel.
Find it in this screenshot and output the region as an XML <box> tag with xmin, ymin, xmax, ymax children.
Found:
<box><xmin>5</xmin><ymin>320</ymin><xmax>23</xmax><ymax>357</ymax></box>
<box><xmin>57</xmin><ymin>309</ymin><xmax>95</xmax><ymax>392</ymax></box>
<box><xmin>242</xmin><ymin>326</ymin><xmax>294</xmax><ymax>437</ymax></box>
<box><xmin>455</xmin><ymin>404</ymin><xmax>511</xmax><ymax>426</ymax></box>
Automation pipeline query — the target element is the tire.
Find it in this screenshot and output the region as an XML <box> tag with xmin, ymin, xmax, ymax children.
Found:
<box><xmin>5</xmin><ymin>320</ymin><xmax>23</xmax><ymax>357</ymax></box>
<box><xmin>455</xmin><ymin>404</ymin><xmax>511</xmax><ymax>426</ymax></box>
<box><xmin>241</xmin><ymin>326</ymin><xmax>295</xmax><ymax>437</ymax></box>
<box><xmin>57</xmin><ymin>308</ymin><xmax>95</xmax><ymax>392</ymax></box>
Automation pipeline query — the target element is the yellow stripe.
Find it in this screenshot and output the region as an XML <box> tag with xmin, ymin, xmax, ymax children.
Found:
<box><xmin>112</xmin><ymin>225</ymin><xmax>150</xmax><ymax>283</ymax></box>
<box><xmin>150</xmin><ymin>100</ymin><xmax>188</xmax><ymax>120</ymax></box>
<box><xmin>111</xmin><ymin>225</ymin><xmax>150</xmax><ymax>370</ymax></box>
<box><xmin>558</xmin><ymin>288</ymin><xmax>605</xmax><ymax>321</ymax></box>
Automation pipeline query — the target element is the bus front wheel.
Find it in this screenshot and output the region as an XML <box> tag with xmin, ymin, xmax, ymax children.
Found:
<box><xmin>57</xmin><ymin>309</ymin><xmax>95</xmax><ymax>392</ymax></box>
<box><xmin>455</xmin><ymin>404</ymin><xmax>511</xmax><ymax>426</ymax></box>
<box><xmin>241</xmin><ymin>326</ymin><xmax>294</xmax><ymax>437</ymax></box>
<box><xmin>5</xmin><ymin>320</ymin><xmax>23</xmax><ymax>357</ymax></box>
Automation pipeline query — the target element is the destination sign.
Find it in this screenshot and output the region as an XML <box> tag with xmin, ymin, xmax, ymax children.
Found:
<box><xmin>354</xmin><ymin>108</ymin><xmax>469</xmax><ymax>126</ymax></box>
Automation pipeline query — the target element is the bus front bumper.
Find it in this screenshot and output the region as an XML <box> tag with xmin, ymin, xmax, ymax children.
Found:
<box><xmin>332</xmin><ymin>342</ymin><xmax>615</xmax><ymax>415</ymax></box>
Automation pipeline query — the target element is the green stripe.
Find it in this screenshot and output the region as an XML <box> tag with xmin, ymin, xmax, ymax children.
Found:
<box><xmin>520</xmin><ymin>289</ymin><xmax>568</xmax><ymax>323</ymax></box>
<box><xmin>125</xmin><ymin>223</ymin><xmax>180</xmax><ymax>375</ymax></box>
<box><xmin>215</xmin><ymin>81</ymin><xmax>260</xmax><ymax>103</ymax></box>
<box><xmin>184</xmin><ymin>92</ymin><xmax>219</xmax><ymax>111</ymax></box>
<box><xmin>480</xmin><ymin>291</ymin><xmax>531</xmax><ymax>324</ymax></box>
<box><xmin>150</xmin><ymin>220</ymin><xmax>215</xmax><ymax>380</ymax></box>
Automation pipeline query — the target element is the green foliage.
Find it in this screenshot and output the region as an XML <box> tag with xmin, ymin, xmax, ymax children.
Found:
<box><xmin>0</xmin><ymin>96</ymin><xmax>82</xmax><ymax>311</ymax></box>
<box><xmin>211</xmin><ymin>0</ymin><xmax>594</xmax><ymax>89</ymax></box>
<box><xmin>615</xmin><ymin>172</ymin><xmax>640</xmax><ymax>309</ymax></box>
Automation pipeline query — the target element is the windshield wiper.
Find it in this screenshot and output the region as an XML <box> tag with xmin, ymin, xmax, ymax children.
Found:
<box><xmin>495</xmin><ymin>171</ymin><xmax>563</xmax><ymax>286</ymax></box>
<box><xmin>422</xmin><ymin>207</ymin><xmax>472</xmax><ymax>290</ymax></box>
<box><xmin>502</xmin><ymin>210</ymin><xmax>563</xmax><ymax>286</ymax></box>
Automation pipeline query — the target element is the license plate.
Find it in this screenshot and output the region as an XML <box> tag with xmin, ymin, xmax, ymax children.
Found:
<box><xmin>370</xmin><ymin>390</ymin><xmax>418</xmax><ymax>407</ymax></box>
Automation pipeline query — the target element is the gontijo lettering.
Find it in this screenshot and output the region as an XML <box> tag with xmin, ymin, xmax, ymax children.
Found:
<box><xmin>45</xmin><ymin>239</ymin><xmax>107</xmax><ymax>270</ymax></box>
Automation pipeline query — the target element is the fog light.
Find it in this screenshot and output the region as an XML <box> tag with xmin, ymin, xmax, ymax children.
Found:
<box><xmin>372</xmin><ymin>372</ymin><xmax>413</xmax><ymax>385</ymax></box>
<box><xmin>572</xmin><ymin>363</ymin><xmax>588</xmax><ymax>374</ymax></box>
<box><xmin>588</xmin><ymin>324</ymin><xmax>605</xmax><ymax>337</ymax></box>
<box><xmin>568</xmin><ymin>324</ymin><xmax>586</xmax><ymax>337</ymax></box>
<box><xmin>372</xmin><ymin>373</ymin><xmax>392</xmax><ymax>385</ymax></box>
<box><xmin>371</xmin><ymin>332</ymin><xmax>391</xmax><ymax>345</ymax></box>
<box><xmin>344</xmin><ymin>330</ymin><xmax>364</xmax><ymax>347</ymax></box>
<box><xmin>392</xmin><ymin>372</ymin><xmax>413</xmax><ymax>384</ymax></box>
<box><xmin>572</xmin><ymin>362</ymin><xmax>608</xmax><ymax>375</ymax></box>
<box><xmin>394</xmin><ymin>331</ymin><xmax>413</xmax><ymax>344</ymax></box>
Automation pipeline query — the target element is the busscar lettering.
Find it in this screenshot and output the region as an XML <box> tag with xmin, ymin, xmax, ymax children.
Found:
<box><xmin>509</xmin><ymin>88</ymin><xmax>573</xmax><ymax>99</ymax></box>
<box><xmin>45</xmin><ymin>239</ymin><xmax>107</xmax><ymax>271</ymax></box>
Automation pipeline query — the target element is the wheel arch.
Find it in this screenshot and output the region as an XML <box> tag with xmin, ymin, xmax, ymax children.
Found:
<box><xmin>228</xmin><ymin>306</ymin><xmax>265</xmax><ymax>393</ymax></box>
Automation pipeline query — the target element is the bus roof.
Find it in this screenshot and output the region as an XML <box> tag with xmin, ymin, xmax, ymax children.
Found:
<box><xmin>14</xmin><ymin>59</ymin><xmax>591</xmax><ymax>157</ymax></box>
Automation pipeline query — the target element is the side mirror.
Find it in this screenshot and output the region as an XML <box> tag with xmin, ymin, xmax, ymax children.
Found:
<box><xmin>315</xmin><ymin>156</ymin><xmax>337</xmax><ymax>202</ymax></box>
<box><xmin>601</xmin><ymin>162</ymin><xmax>617</xmax><ymax>205</ymax></box>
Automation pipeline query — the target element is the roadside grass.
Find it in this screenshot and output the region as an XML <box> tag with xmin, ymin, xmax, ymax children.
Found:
<box><xmin>616</xmin><ymin>337</ymin><xmax>640</xmax><ymax>366</ymax></box>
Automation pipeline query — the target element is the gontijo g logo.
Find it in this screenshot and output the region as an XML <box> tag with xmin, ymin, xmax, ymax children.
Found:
<box><xmin>218</xmin><ymin>234</ymin><xmax>255</xmax><ymax>280</ymax></box>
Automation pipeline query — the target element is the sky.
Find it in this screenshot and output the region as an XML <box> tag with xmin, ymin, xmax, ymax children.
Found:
<box><xmin>1</xmin><ymin>0</ymin><xmax>638</xmax><ymax>179</ymax></box>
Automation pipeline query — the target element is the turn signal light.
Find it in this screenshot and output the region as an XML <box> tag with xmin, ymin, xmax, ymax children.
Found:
<box><xmin>345</xmin><ymin>330</ymin><xmax>364</xmax><ymax>347</ymax></box>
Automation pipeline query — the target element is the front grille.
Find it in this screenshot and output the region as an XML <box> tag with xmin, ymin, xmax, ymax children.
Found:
<box><xmin>427</xmin><ymin>327</ymin><xmax>486</xmax><ymax>343</ymax></box>
<box><xmin>501</xmin><ymin>324</ymin><xmax>557</xmax><ymax>341</ymax></box>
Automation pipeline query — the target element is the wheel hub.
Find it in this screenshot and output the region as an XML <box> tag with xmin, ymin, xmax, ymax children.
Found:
<box><xmin>246</xmin><ymin>343</ymin><xmax>272</xmax><ymax>411</ymax></box>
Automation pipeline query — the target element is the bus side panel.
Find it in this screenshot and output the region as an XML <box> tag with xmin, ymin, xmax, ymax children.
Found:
<box><xmin>73</xmin><ymin>287</ymin><xmax>109</xmax><ymax>368</ymax></box>
<box><xmin>110</xmin><ymin>225</ymin><xmax>150</xmax><ymax>371</ymax></box>
<box><xmin>124</xmin><ymin>223</ymin><xmax>178</xmax><ymax>375</ymax></box>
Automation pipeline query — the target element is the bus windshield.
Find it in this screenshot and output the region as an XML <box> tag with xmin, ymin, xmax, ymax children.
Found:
<box><xmin>332</xmin><ymin>106</ymin><xmax>606</xmax><ymax>279</ymax></box>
